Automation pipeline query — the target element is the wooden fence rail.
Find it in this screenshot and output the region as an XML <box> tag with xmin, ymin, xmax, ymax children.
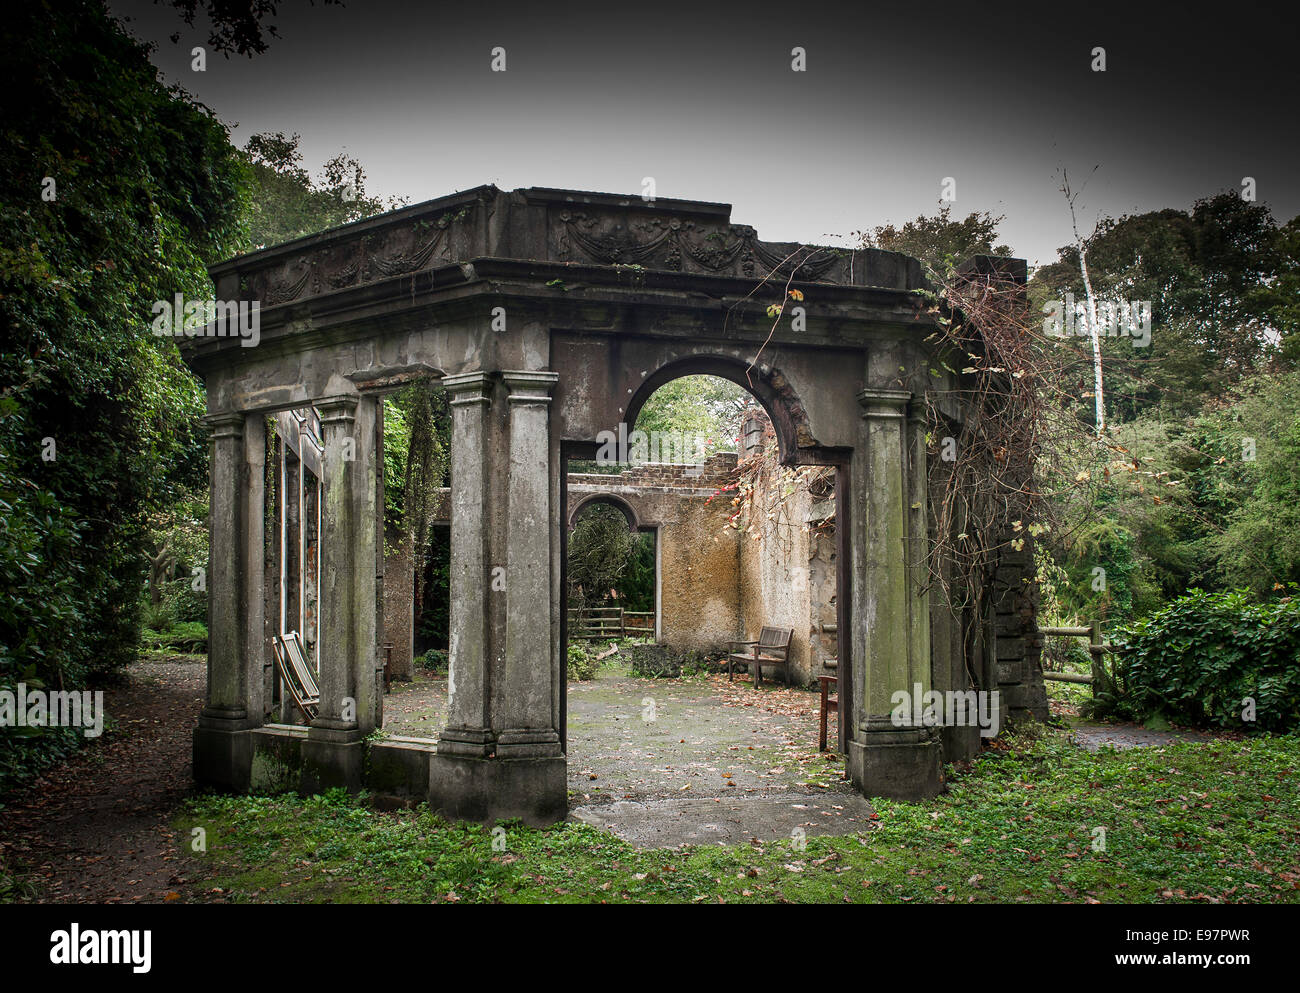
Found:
<box><xmin>1040</xmin><ymin>619</ymin><xmax>1112</xmax><ymax>695</ymax></box>
<box><xmin>624</xmin><ymin>611</ymin><xmax>654</xmax><ymax>634</ymax></box>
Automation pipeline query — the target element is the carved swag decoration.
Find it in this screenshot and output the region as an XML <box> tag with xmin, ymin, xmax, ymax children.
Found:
<box><xmin>252</xmin><ymin>207</ymin><xmax>470</xmax><ymax>307</ymax></box>
<box><xmin>555</xmin><ymin>211</ymin><xmax>846</xmax><ymax>283</ymax></box>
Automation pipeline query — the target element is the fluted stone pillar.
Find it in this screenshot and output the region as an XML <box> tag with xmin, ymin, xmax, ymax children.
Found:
<box><xmin>303</xmin><ymin>393</ymin><xmax>378</xmax><ymax>790</ymax></box>
<box><xmin>193</xmin><ymin>411</ymin><xmax>265</xmax><ymax>789</ymax></box>
<box><xmin>427</xmin><ymin>369</ymin><xmax>566</xmax><ymax>825</ymax></box>
<box><xmin>848</xmin><ymin>387</ymin><xmax>941</xmax><ymax>799</ymax></box>
<box><xmin>498</xmin><ymin>371</ymin><xmax>562</xmax><ymax>758</ymax></box>
<box><xmin>439</xmin><ymin>372</ymin><xmax>495</xmax><ymax>757</ymax></box>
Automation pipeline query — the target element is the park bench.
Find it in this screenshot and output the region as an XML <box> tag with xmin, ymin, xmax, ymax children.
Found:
<box><xmin>272</xmin><ymin>630</ymin><xmax>320</xmax><ymax>722</ymax></box>
<box><xmin>726</xmin><ymin>626</ymin><xmax>794</xmax><ymax>687</ymax></box>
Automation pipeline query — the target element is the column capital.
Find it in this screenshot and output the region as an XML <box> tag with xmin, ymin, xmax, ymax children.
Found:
<box><xmin>315</xmin><ymin>394</ymin><xmax>359</xmax><ymax>426</ymax></box>
<box><xmin>201</xmin><ymin>411</ymin><xmax>245</xmax><ymax>439</ymax></box>
<box><xmin>443</xmin><ymin>370</ymin><xmax>494</xmax><ymax>406</ymax></box>
<box><xmin>857</xmin><ymin>387</ymin><xmax>912</xmax><ymax>419</ymax></box>
<box><xmin>503</xmin><ymin>370</ymin><xmax>559</xmax><ymax>403</ymax></box>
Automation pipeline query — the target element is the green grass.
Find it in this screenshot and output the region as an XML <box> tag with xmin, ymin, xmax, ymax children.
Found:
<box><xmin>176</xmin><ymin>727</ymin><xmax>1300</xmax><ymax>904</ymax></box>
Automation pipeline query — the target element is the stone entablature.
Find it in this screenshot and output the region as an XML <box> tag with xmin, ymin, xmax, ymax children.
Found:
<box><xmin>211</xmin><ymin>187</ymin><xmax>923</xmax><ymax>317</ymax></box>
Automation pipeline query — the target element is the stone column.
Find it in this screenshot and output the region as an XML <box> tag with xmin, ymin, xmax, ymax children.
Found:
<box><xmin>497</xmin><ymin>370</ymin><xmax>562</xmax><ymax>758</ymax></box>
<box><xmin>428</xmin><ymin>370</ymin><xmax>566</xmax><ymax>825</ymax></box>
<box><xmin>848</xmin><ymin>387</ymin><xmax>941</xmax><ymax>799</ymax></box>
<box><xmin>905</xmin><ymin>399</ymin><xmax>931</xmax><ymax>701</ymax></box>
<box><xmin>304</xmin><ymin>393</ymin><xmax>378</xmax><ymax>790</ymax></box>
<box><xmin>281</xmin><ymin>440</ymin><xmax>304</xmax><ymax>724</ymax></box>
<box><xmin>439</xmin><ymin>372</ymin><xmax>495</xmax><ymax>757</ymax></box>
<box><xmin>193</xmin><ymin>411</ymin><xmax>264</xmax><ymax>789</ymax></box>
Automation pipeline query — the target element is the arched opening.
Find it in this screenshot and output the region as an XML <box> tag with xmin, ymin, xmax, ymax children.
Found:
<box><xmin>565</xmin><ymin>499</ymin><xmax>657</xmax><ymax>642</ymax></box>
<box><xmin>559</xmin><ymin>367</ymin><xmax>850</xmax><ymax>807</ymax></box>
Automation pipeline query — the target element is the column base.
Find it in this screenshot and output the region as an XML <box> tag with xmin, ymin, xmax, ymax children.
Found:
<box><xmin>494</xmin><ymin>728</ymin><xmax>562</xmax><ymax>759</ymax></box>
<box><xmin>193</xmin><ymin>724</ymin><xmax>254</xmax><ymax>791</ymax></box>
<box><xmin>437</xmin><ymin>726</ymin><xmax>496</xmax><ymax>758</ymax></box>
<box><xmin>301</xmin><ymin>724</ymin><xmax>365</xmax><ymax>793</ymax></box>
<box><xmin>428</xmin><ymin>752</ymin><xmax>566</xmax><ymax>826</ymax></box>
<box><xmin>940</xmin><ymin>723</ymin><xmax>983</xmax><ymax>765</ymax></box>
<box><xmin>847</xmin><ymin>727</ymin><xmax>943</xmax><ymax>801</ymax></box>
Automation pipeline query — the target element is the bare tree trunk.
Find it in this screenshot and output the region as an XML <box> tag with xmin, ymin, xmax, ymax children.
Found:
<box><xmin>1062</xmin><ymin>168</ymin><xmax>1105</xmax><ymax>437</ymax></box>
<box><xmin>1078</xmin><ymin>247</ymin><xmax>1105</xmax><ymax>437</ymax></box>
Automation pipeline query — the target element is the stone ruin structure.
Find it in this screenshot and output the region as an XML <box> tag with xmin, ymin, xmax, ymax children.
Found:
<box><xmin>183</xmin><ymin>185</ymin><xmax>1047</xmax><ymax>824</ymax></box>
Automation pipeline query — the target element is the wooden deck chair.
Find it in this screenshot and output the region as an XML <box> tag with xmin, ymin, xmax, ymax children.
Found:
<box><xmin>272</xmin><ymin>630</ymin><xmax>320</xmax><ymax>722</ymax></box>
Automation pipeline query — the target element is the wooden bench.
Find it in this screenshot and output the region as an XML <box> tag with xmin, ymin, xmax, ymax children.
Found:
<box><xmin>818</xmin><ymin>658</ymin><xmax>839</xmax><ymax>751</ymax></box>
<box><xmin>272</xmin><ymin>630</ymin><xmax>320</xmax><ymax>722</ymax></box>
<box><xmin>727</xmin><ymin>626</ymin><xmax>794</xmax><ymax>687</ymax></box>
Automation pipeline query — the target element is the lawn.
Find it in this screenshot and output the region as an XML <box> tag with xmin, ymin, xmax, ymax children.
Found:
<box><xmin>176</xmin><ymin>725</ymin><xmax>1300</xmax><ymax>904</ymax></box>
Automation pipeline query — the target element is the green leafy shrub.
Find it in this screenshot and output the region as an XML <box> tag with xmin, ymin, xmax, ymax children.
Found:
<box><xmin>626</xmin><ymin>644</ymin><xmax>716</xmax><ymax>678</ymax></box>
<box><xmin>1095</xmin><ymin>588</ymin><xmax>1300</xmax><ymax>730</ymax></box>
<box><xmin>413</xmin><ymin>649</ymin><xmax>448</xmax><ymax>672</ymax></box>
<box><xmin>139</xmin><ymin>621</ymin><xmax>208</xmax><ymax>654</ymax></box>
<box><xmin>567</xmin><ymin>643</ymin><xmax>602</xmax><ymax>681</ymax></box>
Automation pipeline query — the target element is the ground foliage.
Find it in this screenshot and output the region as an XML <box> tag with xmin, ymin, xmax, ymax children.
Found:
<box><xmin>176</xmin><ymin>726</ymin><xmax>1300</xmax><ymax>904</ymax></box>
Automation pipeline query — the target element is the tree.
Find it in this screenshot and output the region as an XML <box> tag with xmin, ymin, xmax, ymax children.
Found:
<box><xmin>567</xmin><ymin>505</ymin><xmax>635</xmax><ymax>607</ymax></box>
<box><xmin>0</xmin><ymin>0</ymin><xmax>247</xmax><ymax>787</ymax></box>
<box><xmin>858</xmin><ymin>203</ymin><xmax>1011</xmax><ymax>279</ymax></box>
<box><xmin>1030</xmin><ymin>192</ymin><xmax>1290</xmax><ymax>421</ymax></box>
<box><xmin>633</xmin><ymin>375</ymin><xmax>748</xmax><ymax>453</ymax></box>
<box><xmin>1060</xmin><ymin>169</ymin><xmax>1107</xmax><ymax>437</ymax></box>
<box><xmin>241</xmin><ymin>131</ymin><xmax>402</xmax><ymax>250</ymax></box>
<box><xmin>163</xmin><ymin>0</ymin><xmax>343</xmax><ymax>57</ymax></box>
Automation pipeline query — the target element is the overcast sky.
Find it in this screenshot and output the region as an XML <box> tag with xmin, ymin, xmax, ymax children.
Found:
<box><xmin>110</xmin><ymin>0</ymin><xmax>1299</xmax><ymax>269</ymax></box>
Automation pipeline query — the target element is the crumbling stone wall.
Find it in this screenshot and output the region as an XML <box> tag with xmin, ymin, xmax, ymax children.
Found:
<box><xmin>992</xmin><ymin>536</ymin><xmax>1049</xmax><ymax>722</ymax></box>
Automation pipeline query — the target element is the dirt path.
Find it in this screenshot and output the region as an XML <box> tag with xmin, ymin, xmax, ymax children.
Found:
<box><xmin>0</xmin><ymin>655</ymin><xmax>206</xmax><ymax>903</ymax></box>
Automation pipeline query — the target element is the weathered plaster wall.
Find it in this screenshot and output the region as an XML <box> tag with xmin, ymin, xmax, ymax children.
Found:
<box><xmin>657</xmin><ymin>495</ymin><xmax>741</xmax><ymax>652</ymax></box>
<box><xmin>736</xmin><ymin>454</ymin><xmax>837</xmax><ymax>686</ymax></box>
<box><xmin>568</xmin><ymin>433</ymin><xmax>838</xmax><ymax>679</ymax></box>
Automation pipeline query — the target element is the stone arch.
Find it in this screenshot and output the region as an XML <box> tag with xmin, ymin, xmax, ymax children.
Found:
<box><xmin>623</xmin><ymin>355</ymin><xmax>819</xmax><ymax>466</ymax></box>
<box><xmin>567</xmin><ymin>492</ymin><xmax>641</xmax><ymax>531</ymax></box>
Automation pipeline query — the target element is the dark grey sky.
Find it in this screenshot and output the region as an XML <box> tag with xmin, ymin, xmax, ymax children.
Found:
<box><xmin>110</xmin><ymin>0</ymin><xmax>1299</xmax><ymax>267</ymax></box>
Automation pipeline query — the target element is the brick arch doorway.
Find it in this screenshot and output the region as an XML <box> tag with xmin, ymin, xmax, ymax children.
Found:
<box><xmin>565</xmin><ymin>492</ymin><xmax>659</xmax><ymax>644</ymax></box>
